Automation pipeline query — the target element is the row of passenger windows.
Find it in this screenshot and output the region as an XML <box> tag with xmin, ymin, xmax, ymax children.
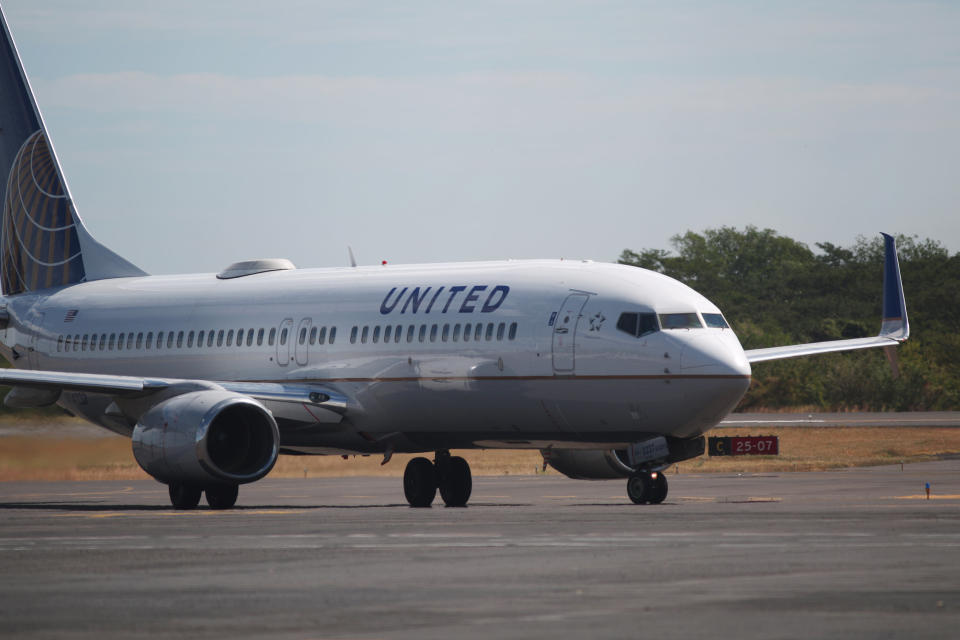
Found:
<box><xmin>55</xmin><ymin>326</ymin><xmax>338</xmax><ymax>353</ymax></box>
<box><xmin>349</xmin><ymin>321</ymin><xmax>519</xmax><ymax>345</ymax></box>
<box><xmin>616</xmin><ymin>311</ymin><xmax>729</xmax><ymax>338</ymax></box>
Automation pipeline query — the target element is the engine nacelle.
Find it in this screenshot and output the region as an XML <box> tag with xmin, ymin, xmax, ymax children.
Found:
<box><xmin>132</xmin><ymin>390</ymin><xmax>279</xmax><ymax>485</ymax></box>
<box><xmin>543</xmin><ymin>436</ymin><xmax>706</xmax><ymax>480</ymax></box>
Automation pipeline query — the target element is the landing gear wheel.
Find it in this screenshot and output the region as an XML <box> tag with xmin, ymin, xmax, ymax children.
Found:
<box><xmin>404</xmin><ymin>457</ymin><xmax>437</xmax><ymax>507</ymax></box>
<box><xmin>627</xmin><ymin>472</ymin><xmax>668</xmax><ymax>505</ymax></box>
<box><xmin>168</xmin><ymin>483</ymin><xmax>202</xmax><ymax>510</ymax></box>
<box><xmin>205</xmin><ymin>485</ymin><xmax>239</xmax><ymax>510</ymax></box>
<box><xmin>438</xmin><ymin>455</ymin><xmax>472</xmax><ymax>507</ymax></box>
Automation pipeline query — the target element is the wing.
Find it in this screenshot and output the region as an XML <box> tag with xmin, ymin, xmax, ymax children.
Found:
<box><xmin>744</xmin><ymin>233</ymin><xmax>909</xmax><ymax>364</ymax></box>
<box><xmin>0</xmin><ymin>368</ymin><xmax>348</xmax><ymax>423</ymax></box>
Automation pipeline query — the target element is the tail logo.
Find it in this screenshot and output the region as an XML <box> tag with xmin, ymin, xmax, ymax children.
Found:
<box><xmin>1</xmin><ymin>130</ymin><xmax>85</xmax><ymax>295</ymax></box>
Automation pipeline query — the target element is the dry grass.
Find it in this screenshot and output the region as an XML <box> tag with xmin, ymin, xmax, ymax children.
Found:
<box><xmin>2</xmin><ymin>426</ymin><xmax>960</xmax><ymax>482</ymax></box>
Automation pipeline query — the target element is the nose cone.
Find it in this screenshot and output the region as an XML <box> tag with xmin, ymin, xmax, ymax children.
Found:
<box><xmin>679</xmin><ymin>333</ymin><xmax>752</xmax><ymax>377</ymax></box>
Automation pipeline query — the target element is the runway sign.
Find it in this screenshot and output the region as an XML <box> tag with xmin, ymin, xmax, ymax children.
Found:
<box><xmin>708</xmin><ymin>435</ymin><xmax>779</xmax><ymax>456</ymax></box>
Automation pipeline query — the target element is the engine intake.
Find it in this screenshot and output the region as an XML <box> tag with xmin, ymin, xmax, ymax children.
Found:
<box><xmin>132</xmin><ymin>390</ymin><xmax>279</xmax><ymax>485</ymax></box>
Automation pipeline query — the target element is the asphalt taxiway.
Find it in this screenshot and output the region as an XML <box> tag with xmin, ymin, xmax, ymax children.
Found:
<box><xmin>2</xmin><ymin>461</ymin><xmax>959</xmax><ymax>639</ymax></box>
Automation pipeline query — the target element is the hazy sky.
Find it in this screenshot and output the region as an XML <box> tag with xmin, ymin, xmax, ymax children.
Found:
<box><xmin>4</xmin><ymin>1</ymin><xmax>958</xmax><ymax>274</ymax></box>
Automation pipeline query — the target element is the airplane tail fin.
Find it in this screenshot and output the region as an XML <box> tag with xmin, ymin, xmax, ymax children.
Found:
<box><xmin>0</xmin><ymin>6</ymin><xmax>145</xmax><ymax>296</ymax></box>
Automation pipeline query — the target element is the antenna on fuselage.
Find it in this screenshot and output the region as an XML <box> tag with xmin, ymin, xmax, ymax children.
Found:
<box><xmin>347</xmin><ymin>246</ymin><xmax>357</xmax><ymax>268</ymax></box>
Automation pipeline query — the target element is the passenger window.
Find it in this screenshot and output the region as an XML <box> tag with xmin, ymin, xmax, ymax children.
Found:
<box><xmin>318</xmin><ymin>327</ymin><xmax>326</xmax><ymax>345</ymax></box>
<box><xmin>485</xmin><ymin>323</ymin><xmax>494</xmax><ymax>341</ymax></box>
<box><xmin>65</xmin><ymin>336</ymin><xmax>72</xmax><ymax>352</ymax></box>
<box><xmin>463</xmin><ymin>323</ymin><xmax>472</xmax><ymax>342</ymax></box>
<box><xmin>217</xmin><ymin>330</ymin><xmax>225</xmax><ymax>347</ymax></box>
<box><xmin>383</xmin><ymin>326</ymin><xmax>391</xmax><ymax>342</ymax></box>
<box><xmin>703</xmin><ymin>313</ymin><xmax>729</xmax><ymax>329</ymax></box>
<box><xmin>351</xmin><ymin>327</ymin><xmax>358</xmax><ymax>344</ymax></box>
<box><xmin>187</xmin><ymin>331</ymin><xmax>195</xmax><ymax>348</ymax></box>
<box><xmin>475</xmin><ymin>324</ymin><xmax>483</xmax><ymax>341</ymax></box>
<box><xmin>81</xmin><ymin>335</ymin><xmax>88</xmax><ymax>351</ymax></box>
<box><xmin>146</xmin><ymin>332</ymin><xmax>154</xmax><ymax>349</ymax></box>
<box><xmin>109</xmin><ymin>333</ymin><xmax>116</xmax><ymax>350</ymax></box>
<box><xmin>126</xmin><ymin>333</ymin><xmax>134</xmax><ymax>350</ymax></box>
<box><xmin>372</xmin><ymin>326</ymin><xmax>380</xmax><ymax>343</ymax></box>
<box><xmin>156</xmin><ymin>331</ymin><xmax>164</xmax><ymax>349</ymax></box>
<box><xmin>329</xmin><ymin>327</ymin><xmax>336</xmax><ymax>344</ymax></box>
<box><xmin>208</xmin><ymin>331</ymin><xmax>216</xmax><ymax>347</ymax></box>
<box><xmin>279</xmin><ymin>328</ymin><xmax>287</xmax><ymax>346</ymax></box>
<box><xmin>497</xmin><ymin>323</ymin><xmax>505</xmax><ymax>340</ymax></box>
<box><xmin>406</xmin><ymin>325</ymin><xmax>415</xmax><ymax>343</ymax></box>
<box><xmin>298</xmin><ymin>327</ymin><xmax>306</xmax><ymax>345</ymax></box>
<box><xmin>659</xmin><ymin>313</ymin><xmax>703</xmax><ymax>330</ymax></box>
<box><xmin>167</xmin><ymin>332</ymin><xmax>174</xmax><ymax>348</ymax></box>
<box><xmin>90</xmin><ymin>333</ymin><xmax>97</xmax><ymax>350</ymax></box>
<box><xmin>237</xmin><ymin>329</ymin><xmax>245</xmax><ymax>345</ymax></box>
<box><xmin>395</xmin><ymin>325</ymin><xmax>402</xmax><ymax>343</ymax></box>
<box><xmin>309</xmin><ymin>326</ymin><xmax>317</xmax><ymax>345</ymax></box>
<box><xmin>453</xmin><ymin>324</ymin><xmax>461</xmax><ymax>342</ymax></box>
<box><xmin>430</xmin><ymin>324</ymin><xmax>438</xmax><ymax>342</ymax></box>
<box><xmin>418</xmin><ymin>325</ymin><xmax>426</xmax><ymax>342</ymax></box>
<box><xmin>441</xmin><ymin>324</ymin><xmax>449</xmax><ymax>342</ymax></box>
<box><xmin>74</xmin><ymin>334</ymin><xmax>81</xmax><ymax>351</ymax></box>
<box><xmin>136</xmin><ymin>333</ymin><xmax>143</xmax><ymax>349</ymax></box>
<box><xmin>268</xmin><ymin>328</ymin><xmax>276</xmax><ymax>346</ymax></box>
<box><xmin>509</xmin><ymin>322</ymin><xmax>518</xmax><ymax>340</ymax></box>
<box><xmin>246</xmin><ymin>330</ymin><xmax>254</xmax><ymax>347</ymax></box>
<box><xmin>57</xmin><ymin>336</ymin><xmax>63</xmax><ymax>352</ymax></box>
<box><xmin>177</xmin><ymin>331</ymin><xmax>184</xmax><ymax>348</ymax></box>
<box><xmin>361</xmin><ymin>326</ymin><xmax>369</xmax><ymax>344</ymax></box>
<box><xmin>99</xmin><ymin>334</ymin><xmax>106</xmax><ymax>351</ymax></box>
<box><xmin>257</xmin><ymin>328</ymin><xmax>265</xmax><ymax>346</ymax></box>
<box><xmin>117</xmin><ymin>333</ymin><xmax>124</xmax><ymax>351</ymax></box>
<box><xmin>226</xmin><ymin>330</ymin><xmax>234</xmax><ymax>346</ymax></box>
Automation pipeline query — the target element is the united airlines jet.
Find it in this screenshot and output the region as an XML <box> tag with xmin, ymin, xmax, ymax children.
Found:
<box><xmin>0</xmin><ymin>8</ymin><xmax>908</xmax><ymax>509</ymax></box>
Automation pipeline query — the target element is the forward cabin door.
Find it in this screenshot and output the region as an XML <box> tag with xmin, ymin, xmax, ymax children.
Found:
<box><xmin>551</xmin><ymin>293</ymin><xmax>588</xmax><ymax>373</ymax></box>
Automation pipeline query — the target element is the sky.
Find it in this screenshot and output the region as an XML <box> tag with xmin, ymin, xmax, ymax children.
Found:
<box><xmin>3</xmin><ymin>1</ymin><xmax>958</xmax><ymax>274</ymax></box>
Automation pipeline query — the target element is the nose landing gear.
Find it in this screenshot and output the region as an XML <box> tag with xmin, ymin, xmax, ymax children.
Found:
<box><xmin>626</xmin><ymin>470</ymin><xmax>668</xmax><ymax>505</ymax></box>
<box><xmin>403</xmin><ymin>451</ymin><xmax>473</xmax><ymax>508</ymax></box>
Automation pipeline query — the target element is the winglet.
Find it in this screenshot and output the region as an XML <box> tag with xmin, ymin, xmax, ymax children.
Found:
<box><xmin>879</xmin><ymin>233</ymin><xmax>909</xmax><ymax>341</ymax></box>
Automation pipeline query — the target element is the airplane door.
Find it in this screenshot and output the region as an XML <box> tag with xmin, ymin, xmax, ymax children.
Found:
<box><xmin>294</xmin><ymin>317</ymin><xmax>312</xmax><ymax>366</ymax></box>
<box><xmin>276</xmin><ymin>318</ymin><xmax>293</xmax><ymax>366</ymax></box>
<box><xmin>552</xmin><ymin>293</ymin><xmax>588</xmax><ymax>373</ymax></box>
<box><xmin>27</xmin><ymin>311</ymin><xmax>44</xmax><ymax>369</ymax></box>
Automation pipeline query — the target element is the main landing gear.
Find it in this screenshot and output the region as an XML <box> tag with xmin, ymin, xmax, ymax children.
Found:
<box><xmin>403</xmin><ymin>451</ymin><xmax>472</xmax><ymax>508</ymax></box>
<box><xmin>626</xmin><ymin>470</ymin><xmax>668</xmax><ymax>505</ymax></box>
<box><xmin>168</xmin><ymin>483</ymin><xmax>240</xmax><ymax>510</ymax></box>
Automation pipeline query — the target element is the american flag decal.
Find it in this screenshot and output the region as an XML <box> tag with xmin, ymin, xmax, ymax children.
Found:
<box><xmin>64</xmin><ymin>309</ymin><xmax>78</xmax><ymax>322</ymax></box>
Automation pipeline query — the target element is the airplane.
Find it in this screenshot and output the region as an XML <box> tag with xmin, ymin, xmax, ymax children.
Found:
<box><xmin>0</xmin><ymin>6</ymin><xmax>908</xmax><ymax>510</ymax></box>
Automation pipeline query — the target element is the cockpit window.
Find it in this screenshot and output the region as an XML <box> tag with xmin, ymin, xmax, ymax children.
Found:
<box><xmin>616</xmin><ymin>312</ymin><xmax>659</xmax><ymax>338</ymax></box>
<box><xmin>702</xmin><ymin>313</ymin><xmax>729</xmax><ymax>329</ymax></box>
<box><xmin>659</xmin><ymin>313</ymin><xmax>703</xmax><ymax>329</ymax></box>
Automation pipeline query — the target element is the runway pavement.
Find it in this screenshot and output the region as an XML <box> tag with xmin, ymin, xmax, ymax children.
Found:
<box><xmin>1</xmin><ymin>462</ymin><xmax>959</xmax><ymax>639</ymax></box>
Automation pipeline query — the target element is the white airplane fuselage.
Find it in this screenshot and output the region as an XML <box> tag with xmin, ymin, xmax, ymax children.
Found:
<box><xmin>0</xmin><ymin>259</ymin><xmax>751</xmax><ymax>454</ymax></box>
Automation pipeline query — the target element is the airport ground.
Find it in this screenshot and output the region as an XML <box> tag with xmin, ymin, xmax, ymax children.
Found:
<box><xmin>2</xmin><ymin>413</ymin><xmax>959</xmax><ymax>638</ymax></box>
<box><xmin>1</xmin><ymin>463</ymin><xmax>959</xmax><ymax>639</ymax></box>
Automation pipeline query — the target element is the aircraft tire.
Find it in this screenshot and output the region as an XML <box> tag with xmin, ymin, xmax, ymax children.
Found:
<box><xmin>438</xmin><ymin>455</ymin><xmax>472</xmax><ymax>507</ymax></box>
<box><xmin>169</xmin><ymin>483</ymin><xmax>203</xmax><ymax>509</ymax></box>
<box><xmin>627</xmin><ymin>472</ymin><xmax>668</xmax><ymax>505</ymax></box>
<box><xmin>404</xmin><ymin>457</ymin><xmax>437</xmax><ymax>508</ymax></box>
<box><xmin>205</xmin><ymin>484</ymin><xmax>239</xmax><ymax>510</ymax></box>
<box><xmin>649</xmin><ymin>473</ymin><xmax>668</xmax><ymax>504</ymax></box>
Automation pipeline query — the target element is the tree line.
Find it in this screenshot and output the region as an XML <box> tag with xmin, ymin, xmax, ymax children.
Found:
<box><xmin>619</xmin><ymin>227</ymin><xmax>959</xmax><ymax>411</ymax></box>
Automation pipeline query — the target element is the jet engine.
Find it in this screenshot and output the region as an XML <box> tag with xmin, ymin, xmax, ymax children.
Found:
<box><xmin>132</xmin><ymin>390</ymin><xmax>279</xmax><ymax>486</ymax></box>
<box><xmin>543</xmin><ymin>436</ymin><xmax>705</xmax><ymax>480</ymax></box>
